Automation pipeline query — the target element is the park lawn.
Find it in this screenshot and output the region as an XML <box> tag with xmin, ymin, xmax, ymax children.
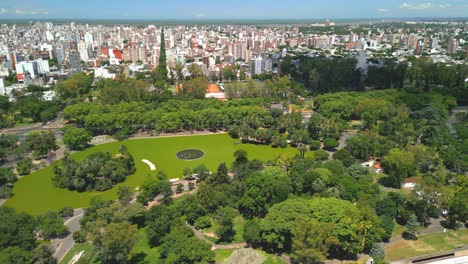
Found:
<box><xmin>6</xmin><ymin>134</ymin><xmax>300</xmax><ymax>215</ymax></box>
<box><xmin>385</xmin><ymin>229</ymin><xmax>468</xmax><ymax>262</ymax></box>
<box><xmin>392</xmin><ymin>222</ymin><xmax>406</xmax><ymax>238</ymax></box>
<box><xmin>202</xmin><ymin>214</ymin><xmax>246</xmax><ymax>244</ymax></box>
<box><xmin>129</xmin><ymin>228</ymin><xmax>161</xmax><ymax>264</ymax></box>
<box><xmin>259</xmin><ymin>250</ymin><xmax>287</xmax><ymax>264</ymax></box>
<box><xmin>214</xmin><ymin>249</ymin><xmax>235</xmax><ymax>263</ymax></box>
<box><xmin>60</xmin><ymin>243</ymin><xmax>96</xmax><ymax>264</ymax></box>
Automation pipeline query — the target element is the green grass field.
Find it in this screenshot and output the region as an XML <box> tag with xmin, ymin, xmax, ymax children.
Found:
<box><xmin>128</xmin><ymin>228</ymin><xmax>161</xmax><ymax>264</ymax></box>
<box><xmin>385</xmin><ymin>229</ymin><xmax>468</xmax><ymax>262</ymax></box>
<box><xmin>214</xmin><ymin>249</ymin><xmax>235</xmax><ymax>263</ymax></box>
<box><xmin>6</xmin><ymin>134</ymin><xmax>300</xmax><ymax>215</ymax></box>
<box><xmin>60</xmin><ymin>243</ymin><xmax>97</xmax><ymax>264</ymax></box>
<box><xmin>202</xmin><ymin>215</ymin><xmax>246</xmax><ymax>244</ymax></box>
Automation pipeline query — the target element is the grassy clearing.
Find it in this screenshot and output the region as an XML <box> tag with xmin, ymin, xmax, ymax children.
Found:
<box><xmin>214</xmin><ymin>249</ymin><xmax>235</xmax><ymax>263</ymax></box>
<box><xmin>202</xmin><ymin>214</ymin><xmax>246</xmax><ymax>244</ymax></box>
<box><xmin>258</xmin><ymin>250</ymin><xmax>287</xmax><ymax>264</ymax></box>
<box><xmin>60</xmin><ymin>243</ymin><xmax>96</xmax><ymax>264</ymax></box>
<box><xmin>385</xmin><ymin>229</ymin><xmax>468</xmax><ymax>262</ymax></box>
<box><xmin>392</xmin><ymin>222</ymin><xmax>406</xmax><ymax>238</ymax></box>
<box><xmin>6</xmin><ymin>134</ymin><xmax>300</xmax><ymax>214</ymax></box>
<box><xmin>128</xmin><ymin>228</ymin><xmax>161</xmax><ymax>264</ymax></box>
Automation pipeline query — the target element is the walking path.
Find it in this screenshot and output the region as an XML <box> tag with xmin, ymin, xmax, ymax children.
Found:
<box><xmin>141</xmin><ymin>159</ymin><xmax>156</xmax><ymax>171</ymax></box>
<box><xmin>51</xmin><ymin>208</ymin><xmax>84</xmax><ymax>262</ymax></box>
<box><xmin>188</xmin><ymin>225</ymin><xmax>247</xmax><ymax>250</ymax></box>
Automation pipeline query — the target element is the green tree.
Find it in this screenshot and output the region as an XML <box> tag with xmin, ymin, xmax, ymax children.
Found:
<box><xmin>63</xmin><ymin>127</ymin><xmax>92</xmax><ymax>150</ymax></box>
<box><xmin>292</xmin><ymin>219</ymin><xmax>339</xmax><ymax>264</ymax></box>
<box><xmin>369</xmin><ymin>243</ymin><xmax>385</xmax><ymax>260</ymax></box>
<box><xmin>176</xmin><ymin>183</ymin><xmax>184</xmax><ymax>194</ymax></box>
<box><xmin>405</xmin><ymin>214</ymin><xmax>419</xmax><ymax>240</ymax></box>
<box><xmin>25</xmin><ymin>131</ymin><xmax>57</xmax><ymax>159</ymax></box>
<box><xmin>447</xmin><ymin>188</ymin><xmax>468</xmax><ymax>229</ymax></box>
<box><xmin>238</xmin><ymin>167</ymin><xmax>290</xmax><ymax>218</ymax></box>
<box><xmin>197</xmin><ymin>182</ymin><xmax>219</xmax><ymax>212</ymax></box>
<box><xmin>382</xmin><ymin>148</ymin><xmax>418</xmax><ymax>188</ymax></box>
<box><xmin>159</xmin><ymin>224</ymin><xmax>214</xmax><ymax>264</ymax></box>
<box><xmin>137</xmin><ymin>174</ymin><xmax>173</xmax><ymax>204</ymax></box>
<box><xmin>0</xmin><ymin>207</ymin><xmax>36</xmax><ymax>251</ymax></box>
<box><xmin>156</xmin><ymin>28</ymin><xmax>168</xmax><ymax>83</ymax></box>
<box><xmin>0</xmin><ymin>246</ymin><xmax>33</xmax><ymax>263</ymax></box>
<box><xmin>146</xmin><ymin>205</ymin><xmax>176</xmax><ymax>247</ymax></box>
<box><xmin>0</xmin><ymin>167</ymin><xmax>17</xmax><ymax>187</ymax></box>
<box><xmin>35</xmin><ymin>211</ymin><xmax>68</xmax><ymax>239</ymax></box>
<box><xmin>210</xmin><ymin>163</ymin><xmax>230</xmax><ymax>185</ymax></box>
<box><xmin>333</xmin><ymin>148</ymin><xmax>356</xmax><ymax>167</ymax></box>
<box><xmin>243</xmin><ymin>218</ymin><xmax>262</xmax><ymax>248</ymax></box>
<box><xmin>117</xmin><ymin>185</ymin><xmax>132</xmax><ymax>205</ymax></box>
<box><xmin>323</xmin><ymin>138</ymin><xmax>339</xmax><ymax>151</ymax></box>
<box><xmin>16</xmin><ymin>158</ymin><xmax>33</xmax><ymax>176</ymax></box>
<box><xmin>94</xmin><ymin>222</ymin><xmax>139</xmax><ymax>264</ymax></box>
<box><xmin>33</xmin><ymin>244</ymin><xmax>57</xmax><ymax>264</ymax></box>
<box><xmin>297</xmin><ymin>143</ymin><xmax>309</xmax><ymax>158</ymax></box>
<box><xmin>215</xmin><ymin>207</ymin><xmax>236</xmax><ymax>242</ymax></box>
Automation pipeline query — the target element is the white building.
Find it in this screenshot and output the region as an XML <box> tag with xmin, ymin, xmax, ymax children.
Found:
<box><xmin>254</xmin><ymin>56</ymin><xmax>263</xmax><ymax>75</ymax></box>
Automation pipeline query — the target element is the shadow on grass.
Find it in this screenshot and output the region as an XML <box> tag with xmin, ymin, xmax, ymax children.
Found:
<box><xmin>128</xmin><ymin>252</ymin><xmax>148</xmax><ymax>264</ymax></box>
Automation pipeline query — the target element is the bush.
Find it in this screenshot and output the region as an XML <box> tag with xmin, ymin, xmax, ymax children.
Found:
<box><xmin>0</xmin><ymin>187</ymin><xmax>12</xmax><ymax>198</ymax></box>
<box><xmin>314</xmin><ymin>149</ymin><xmax>329</xmax><ymax>161</ymax></box>
<box><xmin>113</xmin><ymin>126</ymin><xmax>134</xmax><ymax>141</ymax></box>
<box><xmin>58</xmin><ymin>207</ymin><xmax>74</xmax><ymax>218</ymax></box>
<box><xmin>73</xmin><ymin>230</ymin><xmax>85</xmax><ymax>243</ymax></box>
<box><xmin>188</xmin><ymin>182</ymin><xmax>195</xmax><ymax>191</ymax></box>
<box><xmin>176</xmin><ymin>183</ymin><xmax>184</xmax><ymax>194</ymax></box>
<box><xmin>323</xmin><ymin>138</ymin><xmax>339</xmax><ymax>150</ymax></box>
<box><xmin>16</xmin><ymin>158</ymin><xmax>33</xmax><ymax>175</ymax></box>
<box><xmin>194</xmin><ymin>216</ymin><xmax>212</xmax><ymax>230</ymax></box>
<box><xmin>369</xmin><ymin>243</ymin><xmax>385</xmax><ymax>259</ymax></box>
<box><xmin>228</xmin><ymin>126</ymin><xmax>240</xmax><ymax>139</ymax></box>
<box><xmin>309</xmin><ymin>140</ymin><xmax>321</xmax><ymax>150</ymax></box>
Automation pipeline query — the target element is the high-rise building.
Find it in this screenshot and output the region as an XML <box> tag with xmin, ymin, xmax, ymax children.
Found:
<box><xmin>431</xmin><ymin>37</ymin><xmax>439</xmax><ymax>49</ymax></box>
<box><xmin>254</xmin><ymin>56</ymin><xmax>263</xmax><ymax>75</ymax></box>
<box><xmin>0</xmin><ymin>78</ymin><xmax>6</xmax><ymax>95</ymax></box>
<box><xmin>264</xmin><ymin>58</ymin><xmax>273</xmax><ymax>73</ymax></box>
<box><xmin>447</xmin><ymin>36</ymin><xmax>458</xmax><ymax>54</ymax></box>
<box><xmin>68</xmin><ymin>50</ymin><xmax>82</xmax><ymax>75</ymax></box>
<box><xmin>56</xmin><ymin>46</ymin><xmax>66</xmax><ymax>65</ymax></box>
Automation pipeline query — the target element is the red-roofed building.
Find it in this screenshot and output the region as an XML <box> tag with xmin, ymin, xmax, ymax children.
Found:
<box><xmin>402</xmin><ymin>177</ymin><xmax>419</xmax><ymax>189</ymax></box>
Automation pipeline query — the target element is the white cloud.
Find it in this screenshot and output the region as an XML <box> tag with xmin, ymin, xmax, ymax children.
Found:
<box><xmin>0</xmin><ymin>8</ymin><xmax>7</xmax><ymax>14</ymax></box>
<box><xmin>378</xmin><ymin>8</ymin><xmax>390</xmax><ymax>12</ymax></box>
<box><xmin>439</xmin><ymin>4</ymin><xmax>452</xmax><ymax>8</ymax></box>
<box><xmin>14</xmin><ymin>9</ymin><xmax>48</xmax><ymax>15</ymax></box>
<box><xmin>400</xmin><ymin>2</ymin><xmax>434</xmax><ymax>10</ymax></box>
<box><xmin>193</xmin><ymin>12</ymin><xmax>206</xmax><ymax>18</ymax></box>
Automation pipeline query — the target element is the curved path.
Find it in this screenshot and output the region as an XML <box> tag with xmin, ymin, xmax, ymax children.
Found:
<box><xmin>51</xmin><ymin>208</ymin><xmax>84</xmax><ymax>262</ymax></box>
<box><xmin>188</xmin><ymin>225</ymin><xmax>247</xmax><ymax>250</ymax></box>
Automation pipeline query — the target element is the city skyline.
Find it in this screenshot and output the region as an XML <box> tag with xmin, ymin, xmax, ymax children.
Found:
<box><xmin>0</xmin><ymin>0</ymin><xmax>468</xmax><ymax>20</ymax></box>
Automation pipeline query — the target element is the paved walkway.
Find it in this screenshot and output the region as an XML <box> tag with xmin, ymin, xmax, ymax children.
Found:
<box><xmin>51</xmin><ymin>208</ymin><xmax>85</xmax><ymax>262</ymax></box>
<box><xmin>188</xmin><ymin>225</ymin><xmax>247</xmax><ymax>250</ymax></box>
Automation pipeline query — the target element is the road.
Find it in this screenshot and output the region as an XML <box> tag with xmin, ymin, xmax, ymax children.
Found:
<box><xmin>51</xmin><ymin>208</ymin><xmax>84</xmax><ymax>262</ymax></box>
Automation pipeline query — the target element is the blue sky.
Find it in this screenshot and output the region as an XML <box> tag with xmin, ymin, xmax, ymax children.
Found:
<box><xmin>0</xmin><ymin>0</ymin><xmax>467</xmax><ymax>19</ymax></box>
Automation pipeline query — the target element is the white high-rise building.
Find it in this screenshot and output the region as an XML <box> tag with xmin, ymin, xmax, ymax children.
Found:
<box><xmin>431</xmin><ymin>37</ymin><xmax>439</xmax><ymax>49</ymax></box>
<box><xmin>254</xmin><ymin>56</ymin><xmax>263</xmax><ymax>75</ymax></box>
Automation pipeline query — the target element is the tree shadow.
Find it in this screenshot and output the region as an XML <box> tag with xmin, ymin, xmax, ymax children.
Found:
<box><xmin>402</xmin><ymin>231</ymin><xmax>417</xmax><ymax>240</ymax></box>
<box><xmin>128</xmin><ymin>252</ymin><xmax>148</xmax><ymax>264</ymax></box>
